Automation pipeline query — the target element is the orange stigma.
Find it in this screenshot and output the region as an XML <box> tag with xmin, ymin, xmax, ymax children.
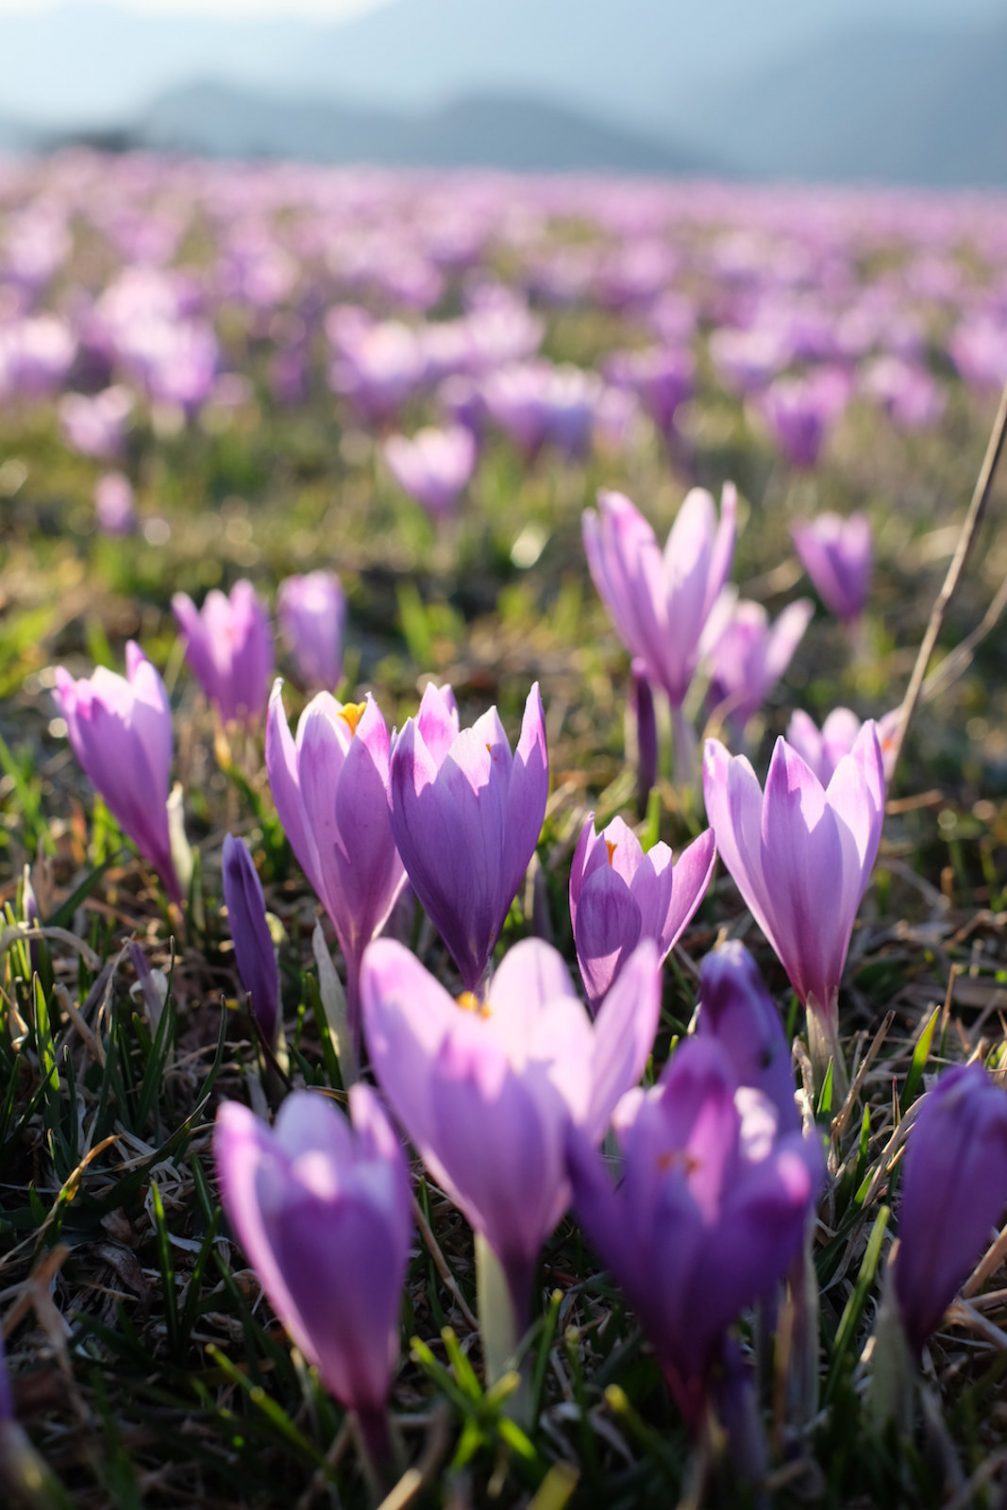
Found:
<box><xmin>339</xmin><ymin>701</ymin><xmax>367</xmax><ymax>736</ymax></box>
<box><xmin>605</xmin><ymin>839</ymin><xmax>618</xmax><ymax>866</ymax></box>
<box><xmin>455</xmin><ymin>990</ymin><xmax>491</xmax><ymax>1018</ymax></box>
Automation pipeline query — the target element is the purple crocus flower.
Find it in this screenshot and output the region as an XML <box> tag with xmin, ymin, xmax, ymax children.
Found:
<box><xmin>787</xmin><ymin>707</ymin><xmax>901</xmax><ymax>786</ymax></box>
<box><xmin>603</xmin><ymin>347</ymin><xmax>694</xmax><ymax>440</ymax></box>
<box><xmin>894</xmin><ymin>1064</ymin><xmax>1007</xmax><ymax>1354</ymax></box>
<box><xmin>383</xmin><ymin>425</ymin><xmax>477</xmax><ymax>521</ymax></box>
<box><xmin>362</xmin><ymin>935</ymin><xmax>661</xmax><ymax>1326</ymax></box>
<box><xmin>389</xmin><ymin>683</ymin><xmax>548</xmax><ymax>993</ymax></box>
<box><xmin>222</xmin><ymin>834</ymin><xmax>280</xmax><ymax>1047</ymax></box>
<box><xmin>703</xmin><ymin>596</ymin><xmax>814</xmax><ymax>736</ymax></box>
<box><xmin>59</xmin><ymin>385</ymin><xmax>134</xmax><ymax>460</ymax></box>
<box><xmin>54</xmin><ymin>642</ymin><xmax>181</xmax><ymax>903</ymax></box>
<box><xmin>214</xmin><ymin>1086</ymin><xmax>411</xmax><ymax>1452</ymax></box>
<box><xmin>792</xmin><ymin>513</ymin><xmax>873</xmax><ymax>624</ymax></box>
<box><xmin>583</xmin><ymin>485</ymin><xmax>736</xmax><ymax>709</ymax></box>
<box><xmin>702</xmin><ymin>724</ymin><xmax>885</xmax><ymax>1054</ymax></box>
<box><xmin>694</xmin><ymin>941</ymin><xmax>799</xmax><ymax>1133</ymax></box>
<box><xmin>94</xmin><ymin>472</ymin><xmax>137</xmax><ymax>537</ymax></box>
<box><xmin>266</xmin><ymin>683</ymin><xmax>405</xmax><ymax>1042</ymax></box>
<box><xmin>567</xmin><ymin>1036</ymin><xmax>823</xmax><ymax>1428</ymax></box>
<box><xmin>277</xmin><ymin>571</ymin><xmax>347</xmax><ymax>692</ymax></box>
<box><xmin>172</xmin><ymin>580</ymin><xmax>274</xmax><ymax>727</ymax></box>
<box><xmin>755</xmin><ymin>367</ymin><xmax>850</xmax><ymax>469</ymax></box>
<box><xmin>569</xmin><ymin>814</ymin><xmax>715</xmax><ymax>1009</ymax></box>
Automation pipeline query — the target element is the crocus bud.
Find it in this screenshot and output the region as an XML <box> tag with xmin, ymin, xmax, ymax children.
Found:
<box><xmin>695</xmin><ymin>940</ymin><xmax>799</xmax><ymax>1133</ymax></box>
<box><xmin>389</xmin><ymin>683</ymin><xmax>548</xmax><ymax>992</ymax></box>
<box><xmin>787</xmin><ymin>706</ymin><xmax>900</xmax><ymax>786</ymax></box>
<box><xmin>277</xmin><ymin>571</ymin><xmax>346</xmax><ymax>692</ymax></box>
<box><xmin>383</xmin><ymin>425</ymin><xmax>477</xmax><ymax>521</ymax></box>
<box><xmin>222</xmin><ymin>834</ymin><xmax>280</xmax><ymax>1047</ymax></box>
<box><xmin>894</xmin><ymin>1064</ymin><xmax>1007</xmax><ymax>1353</ymax></box>
<box><xmin>627</xmin><ymin>658</ymin><xmax>658</xmax><ymax>809</ymax></box>
<box><xmin>266</xmin><ymin>681</ymin><xmax>405</xmax><ymax>1042</ymax></box>
<box><xmin>756</xmin><ymin>368</ymin><xmax>850</xmax><ymax>470</ymax></box>
<box><xmin>214</xmin><ymin>1087</ymin><xmax>411</xmax><ymax>1446</ymax></box>
<box><xmin>569</xmin><ymin>814</ymin><xmax>715</xmax><ymax>1009</ymax></box>
<box><xmin>704</xmin><ymin>596</ymin><xmax>814</xmax><ymax>737</ymax></box>
<box><xmin>583</xmin><ymin>484</ymin><xmax>736</xmax><ymax>710</ymax></box>
<box><xmin>172</xmin><ymin>579</ymin><xmax>274</xmax><ymax>727</ymax></box>
<box><xmin>792</xmin><ymin>513</ymin><xmax>873</xmax><ymax>624</ymax></box>
<box><xmin>703</xmin><ymin>724</ymin><xmax>885</xmax><ymax>1078</ymax></box>
<box><xmin>54</xmin><ymin>642</ymin><xmax>181</xmax><ymax>903</ymax></box>
<box><xmin>567</xmin><ymin>1036</ymin><xmax>824</xmax><ymax>1430</ymax></box>
<box><xmin>363</xmin><ymin>936</ymin><xmax>660</xmax><ymax>1332</ymax></box>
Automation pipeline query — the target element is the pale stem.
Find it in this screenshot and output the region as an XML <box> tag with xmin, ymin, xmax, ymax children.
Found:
<box><xmin>671</xmin><ymin>701</ymin><xmax>698</xmax><ymax>792</ymax></box>
<box><xmin>806</xmin><ymin>1002</ymin><xmax>849</xmax><ymax>1101</ymax></box>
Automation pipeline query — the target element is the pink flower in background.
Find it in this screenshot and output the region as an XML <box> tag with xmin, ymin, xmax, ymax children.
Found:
<box><xmin>383</xmin><ymin>425</ymin><xmax>477</xmax><ymax>520</ymax></box>
<box><xmin>792</xmin><ymin>512</ymin><xmax>872</xmax><ymax>623</ymax></box>
<box><xmin>94</xmin><ymin>472</ymin><xmax>137</xmax><ymax>536</ymax></box>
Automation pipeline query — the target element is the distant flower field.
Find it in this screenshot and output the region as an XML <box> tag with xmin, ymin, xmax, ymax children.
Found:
<box><xmin>1</xmin><ymin>150</ymin><xmax>1007</xmax><ymax>1509</ymax></box>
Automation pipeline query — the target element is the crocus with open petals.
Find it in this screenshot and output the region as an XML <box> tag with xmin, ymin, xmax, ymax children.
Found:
<box><xmin>704</xmin><ymin>596</ymin><xmax>814</xmax><ymax>736</ymax></box>
<box><xmin>787</xmin><ymin>706</ymin><xmax>900</xmax><ymax>786</ymax></box>
<box><xmin>172</xmin><ymin>579</ymin><xmax>274</xmax><ymax>726</ymax></box>
<box><xmin>222</xmin><ymin>834</ymin><xmax>280</xmax><ymax>1047</ymax></box>
<box><xmin>362</xmin><ymin>935</ymin><xmax>661</xmax><ymax>1326</ymax></box>
<box><xmin>567</xmin><ymin>1036</ymin><xmax>823</xmax><ymax>1427</ymax></box>
<box><xmin>277</xmin><ymin>571</ymin><xmax>346</xmax><ymax>691</ymax></box>
<box><xmin>702</xmin><ymin>724</ymin><xmax>885</xmax><ymax>1050</ymax></box>
<box><xmin>389</xmin><ymin>683</ymin><xmax>548</xmax><ymax>992</ymax></box>
<box><xmin>214</xmin><ymin>1087</ymin><xmax>411</xmax><ymax>1450</ymax></box>
<box><xmin>266</xmin><ymin>683</ymin><xmax>405</xmax><ymax>1040</ymax></box>
<box><xmin>895</xmin><ymin>1064</ymin><xmax>1007</xmax><ymax>1353</ymax></box>
<box><xmin>792</xmin><ymin>513</ymin><xmax>872</xmax><ymax>624</ymax></box>
<box><xmin>383</xmin><ymin>425</ymin><xmax>477</xmax><ymax>521</ymax></box>
<box><xmin>583</xmin><ymin>485</ymin><xmax>736</xmax><ymax>709</ymax></box>
<box><xmin>569</xmin><ymin>814</ymin><xmax>715</xmax><ymax>1008</ymax></box>
<box><xmin>54</xmin><ymin>642</ymin><xmax>180</xmax><ymax>902</ymax></box>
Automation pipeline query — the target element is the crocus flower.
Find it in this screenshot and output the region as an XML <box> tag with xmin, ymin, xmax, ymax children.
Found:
<box><xmin>569</xmin><ymin>814</ymin><xmax>715</xmax><ymax>1008</ymax></box>
<box><xmin>383</xmin><ymin>425</ymin><xmax>477</xmax><ymax>521</ymax></box>
<box><xmin>702</xmin><ymin>724</ymin><xmax>885</xmax><ymax>1050</ymax></box>
<box><xmin>222</xmin><ymin>834</ymin><xmax>280</xmax><ymax>1047</ymax></box>
<box><xmin>756</xmin><ymin>368</ymin><xmax>850</xmax><ymax>470</ymax></box>
<box><xmin>172</xmin><ymin>579</ymin><xmax>274</xmax><ymax>727</ymax></box>
<box><xmin>628</xmin><ymin>658</ymin><xmax>658</xmax><ymax>808</ymax></box>
<box><xmin>694</xmin><ymin>941</ymin><xmax>799</xmax><ymax>1133</ymax></box>
<box><xmin>792</xmin><ymin>513</ymin><xmax>872</xmax><ymax>624</ymax></box>
<box><xmin>894</xmin><ymin>1064</ymin><xmax>1007</xmax><ymax>1353</ymax></box>
<box><xmin>604</xmin><ymin>347</ymin><xmax>694</xmax><ymax>440</ymax></box>
<box><xmin>567</xmin><ymin>1036</ymin><xmax>823</xmax><ymax>1428</ymax></box>
<box><xmin>277</xmin><ymin>571</ymin><xmax>347</xmax><ymax>692</ymax></box>
<box><xmin>214</xmin><ymin>1086</ymin><xmax>411</xmax><ymax>1452</ymax></box>
<box><xmin>704</xmin><ymin>595</ymin><xmax>814</xmax><ymax>736</ymax></box>
<box><xmin>787</xmin><ymin>706</ymin><xmax>901</xmax><ymax>786</ymax></box>
<box><xmin>59</xmin><ymin>384</ymin><xmax>134</xmax><ymax>459</ymax></box>
<box><xmin>362</xmin><ymin>935</ymin><xmax>661</xmax><ymax>1326</ymax></box>
<box><xmin>266</xmin><ymin>682</ymin><xmax>405</xmax><ymax>1041</ymax></box>
<box><xmin>583</xmin><ymin>485</ymin><xmax>736</xmax><ymax>709</ymax></box>
<box><xmin>54</xmin><ymin>642</ymin><xmax>181</xmax><ymax>903</ymax></box>
<box><xmin>94</xmin><ymin>472</ymin><xmax>137</xmax><ymax>537</ymax></box>
<box><xmin>389</xmin><ymin>683</ymin><xmax>548</xmax><ymax>992</ymax></box>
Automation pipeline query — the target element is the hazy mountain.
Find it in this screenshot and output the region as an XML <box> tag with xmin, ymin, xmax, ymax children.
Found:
<box><xmin>688</xmin><ymin>20</ymin><xmax>1007</xmax><ymax>186</ymax></box>
<box><xmin>137</xmin><ymin>80</ymin><xmax>716</xmax><ymax>175</ymax></box>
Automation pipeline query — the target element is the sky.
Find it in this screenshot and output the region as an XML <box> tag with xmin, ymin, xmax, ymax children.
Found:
<box><xmin>0</xmin><ymin>0</ymin><xmax>382</xmax><ymax>12</ymax></box>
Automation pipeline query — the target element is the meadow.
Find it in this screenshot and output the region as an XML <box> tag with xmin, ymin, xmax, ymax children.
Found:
<box><xmin>1</xmin><ymin>149</ymin><xmax>1007</xmax><ymax>1508</ymax></box>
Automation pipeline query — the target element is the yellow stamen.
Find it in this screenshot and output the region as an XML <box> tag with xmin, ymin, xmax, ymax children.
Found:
<box><xmin>605</xmin><ymin>839</ymin><xmax>618</xmax><ymax>866</ymax></box>
<box><xmin>657</xmin><ymin>1149</ymin><xmax>701</xmax><ymax>1176</ymax></box>
<box><xmin>339</xmin><ymin>701</ymin><xmax>367</xmax><ymax>737</ymax></box>
<box><xmin>455</xmin><ymin>990</ymin><xmax>492</xmax><ymax>1018</ymax></box>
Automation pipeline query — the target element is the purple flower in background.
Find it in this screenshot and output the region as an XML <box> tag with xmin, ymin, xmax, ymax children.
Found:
<box><xmin>604</xmin><ymin>347</ymin><xmax>694</xmax><ymax>440</ymax></box>
<box><xmin>567</xmin><ymin>1036</ymin><xmax>823</xmax><ymax>1428</ymax></box>
<box><xmin>389</xmin><ymin>683</ymin><xmax>548</xmax><ymax>992</ymax></box>
<box><xmin>583</xmin><ymin>485</ymin><xmax>736</xmax><ymax>709</ymax></box>
<box><xmin>222</xmin><ymin>834</ymin><xmax>280</xmax><ymax>1047</ymax></box>
<box><xmin>695</xmin><ymin>941</ymin><xmax>799</xmax><ymax>1134</ymax></box>
<box><xmin>950</xmin><ymin>316</ymin><xmax>1007</xmax><ymax>394</ymax></box>
<box><xmin>54</xmin><ymin>642</ymin><xmax>181</xmax><ymax>903</ymax></box>
<box><xmin>787</xmin><ymin>707</ymin><xmax>901</xmax><ymax>786</ymax></box>
<box><xmin>383</xmin><ymin>425</ymin><xmax>477</xmax><ymax>521</ymax></box>
<box><xmin>59</xmin><ymin>385</ymin><xmax>134</xmax><ymax>459</ymax></box>
<box><xmin>214</xmin><ymin>1086</ymin><xmax>411</xmax><ymax>1444</ymax></box>
<box><xmin>703</xmin><ymin>595</ymin><xmax>814</xmax><ymax>736</ymax></box>
<box><xmin>569</xmin><ymin>814</ymin><xmax>715</xmax><ymax>1009</ymax></box>
<box><xmin>792</xmin><ymin>512</ymin><xmax>872</xmax><ymax>623</ymax></box>
<box><xmin>862</xmin><ymin>357</ymin><xmax>946</xmax><ymax>432</ymax></box>
<box><xmin>702</xmin><ymin>724</ymin><xmax>885</xmax><ymax>1045</ymax></box>
<box><xmin>363</xmin><ymin>936</ymin><xmax>660</xmax><ymax>1325</ymax></box>
<box><xmin>277</xmin><ymin>571</ymin><xmax>347</xmax><ymax>692</ymax></box>
<box><xmin>327</xmin><ymin>313</ymin><xmax>427</xmax><ymax>425</ymax></box>
<box><xmin>172</xmin><ymin>580</ymin><xmax>274</xmax><ymax>727</ymax></box>
<box><xmin>895</xmin><ymin>1064</ymin><xmax>1007</xmax><ymax>1353</ymax></box>
<box><xmin>266</xmin><ymin>683</ymin><xmax>405</xmax><ymax>1039</ymax></box>
<box><xmin>756</xmin><ymin>368</ymin><xmax>850</xmax><ymax>469</ymax></box>
<box><xmin>94</xmin><ymin>472</ymin><xmax>137</xmax><ymax>537</ymax></box>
